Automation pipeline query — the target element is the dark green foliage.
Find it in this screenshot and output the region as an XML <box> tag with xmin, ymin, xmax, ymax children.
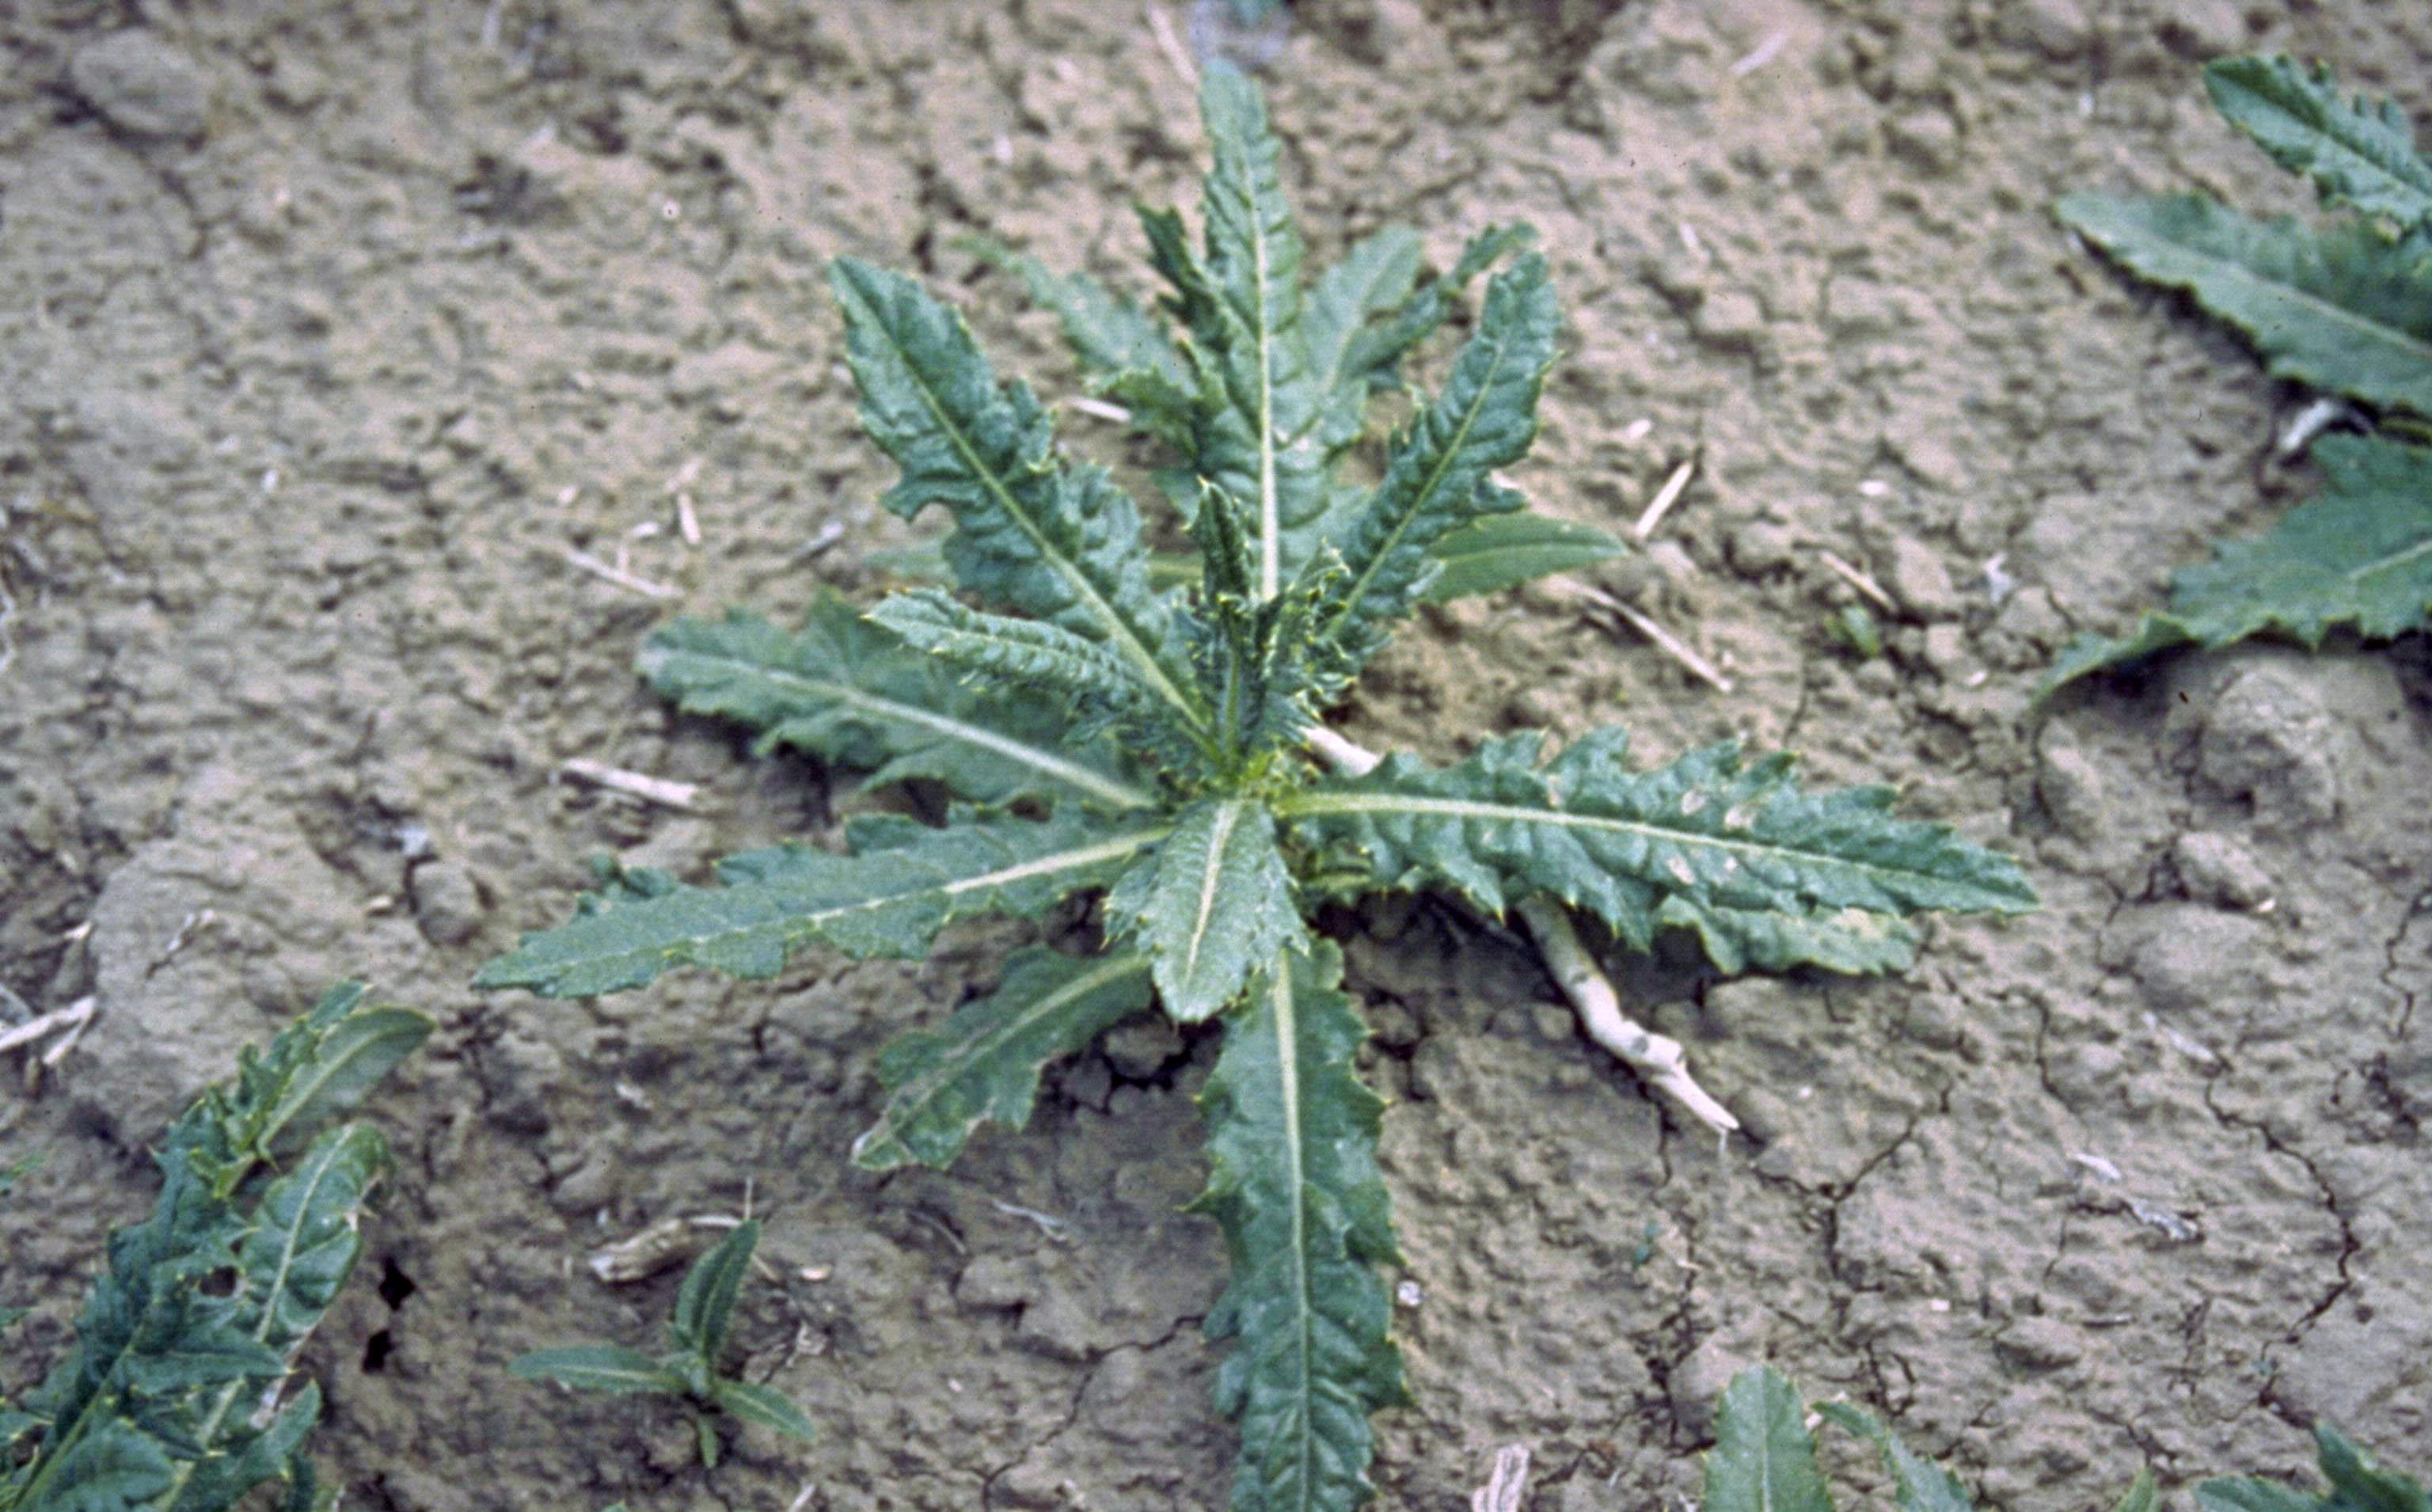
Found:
<box><xmin>0</xmin><ymin>983</ymin><xmax>428</xmax><ymax>1512</ymax></box>
<box><xmin>510</xmin><ymin>1221</ymin><xmax>815</xmax><ymax>1469</ymax></box>
<box><xmin>2048</xmin><ymin>55</ymin><xmax>2432</xmax><ymax>694</ymax></box>
<box><xmin>1700</xmin><ymin>1366</ymin><xmax>2418</xmax><ymax>1512</ymax></box>
<box><xmin>485</xmin><ymin>64</ymin><xmax>2031</xmax><ymax>1512</ymax></box>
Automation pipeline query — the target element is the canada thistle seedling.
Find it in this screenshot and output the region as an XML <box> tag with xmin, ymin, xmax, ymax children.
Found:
<box><xmin>511</xmin><ymin>1220</ymin><xmax>815</xmax><ymax>1470</ymax></box>
<box><xmin>482</xmin><ymin>63</ymin><xmax>2033</xmax><ymax>1511</ymax></box>
<box><xmin>2047</xmin><ymin>55</ymin><xmax>2432</xmax><ymax>696</ymax></box>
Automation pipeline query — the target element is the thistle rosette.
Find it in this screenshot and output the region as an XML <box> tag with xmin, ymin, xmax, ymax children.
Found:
<box><xmin>482</xmin><ymin>63</ymin><xmax>2033</xmax><ymax>1512</ymax></box>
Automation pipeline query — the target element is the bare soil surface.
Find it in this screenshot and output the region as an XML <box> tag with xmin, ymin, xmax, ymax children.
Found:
<box><xmin>4</xmin><ymin>2</ymin><xmax>2427</xmax><ymax>1509</ymax></box>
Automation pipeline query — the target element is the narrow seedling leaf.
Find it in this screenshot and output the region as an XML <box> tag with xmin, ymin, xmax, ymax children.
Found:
<box><xmin>2200</xmin><ymin>1427</ymin><xmax>2432</xmax><ymax>1512</ymax></box>
<box><xmin>477</xmin><ymin>810</ymin><xmax>1166</xmax><ymax>997</ymax></box>
<box><xmin>1704</xmin><ymin>1367</ymin><xmax>1835</xmax><ymax>1512</ymax></box>
<box><xmin>671</xmin><ymin>1221</ymin><xmax>759</xmax><ymax>1363</ymax></box>
<box><xmin>510</xmin><ymin>1346</ymin><xmax>684</xmax><ymax>1396</ymax></box>
<box><xmin>708</xmin><ymin>1380</ymin><xmax>819</xmax><ymax>1445</ymax></box>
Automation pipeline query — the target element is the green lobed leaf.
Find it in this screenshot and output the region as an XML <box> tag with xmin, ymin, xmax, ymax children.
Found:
<box><xmin>1419</xmin><ymin>510</ymin><xmax>1629</xmax><ymax>603</ymax></box>
<box><xmin>1281</xmin><ymin>728</ymin><xmax>2035</xmax><ymax>962</ymax></box>
<box><xmin>639</xmin><ymin>599</ymin><xmax>1154</xmax><ymax>812</ymax></box>
<box><xmin>1817</xmin><ymin>1400</ymin><xmax>1976</xmax><ymax>1512</ymax></box>
<box><xmin>476</xmin><ymin>809</ymin><xmax>1167</xmax><ymax>998</ymax></box>
<box><xmin>2205</xmin><ymin>55</ymin><xmax>2432</xmax><ymax>229</ymax></box>
<box><xmin>1305</xmin><ymin>254</ymin><xmax>1561</xmax><ymax>693</ymax></box>
<box><xmin>867</xmin><ymin>590</ymin><xmax>1197</xmax><ymax>772</ymax></box>
<box><xmin>963</xmin><ymin>234</ymin><xmax>1195</xmax><ymax>393</ymax></box>
<box><xmin>853</xmin><ymin>947</ymin><xmax>1154</xmax><ymax>1172</ymax></box>
<box><xmin>2039</xmin><ymin>433</ymin><xmax>2432</xmax><ymax>694</ymax></box>
<box><xmin>2114</xmin><ymin>1469</ymin><xmax>2161</xmax><ymax>1512</ymax></box>
<box><xmin>1329</xmin><ymin>224</ymin><xmax>1538</xmax><ymax>412</ymax></box>
<box><xmin>1195</xmin><ymin>942</ymin><xmax>1404</xmax><ymax>1512</ymax></box>
<box><xmin>509</xmin><ymin>1345</ymin><xmax>685</xmax><ymax>1397</ymax></box>
<box><xmin>2199</xmin><ymin>1427</ymin><xmax>2430</xmax><ymax>1512</ymax></box>
<box><xmin>8</xmin><ymin>986</ymin><xmax>418</xmax><ymax>1512</ymax></box>
<box><xmin>1195</xmin><ymin>62</ymin><xmax>1326</xmax><ymax>599</ymax></box>
<box><xmin>1653</xmin><ymin>895</ymin><xmax>1921</xmax><ymax>978</ymax></box>
<box><xmin>671</xmin><ymin>1221</ymin><xmax>758</xmax><ymax>1364</ymax></box>
<box><xmin>829</xmin><ymin>256</ymin><xmax>1200</xmax><ymax>724</ymax></box>
<box><xmin>709</xmin><ymin>1379</ymin><xmax>819</xmax><ymax>1444</ymax></box>
<box><xmin>1107</xmin><ymin>800</ymin><xmax>1309</xmax><ymax>1022</ymax></box>
<box><xmin>2055</xmin><ymin>191</ymin><xmax>2432</xmax><ymax>416</ymax></box>
<box><xmin>1704</xmin><ymin>1367</ymin><xmax>1835</xmax><ymax>1512</ymax></box>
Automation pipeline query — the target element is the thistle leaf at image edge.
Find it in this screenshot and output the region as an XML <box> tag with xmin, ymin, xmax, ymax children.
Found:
<box><xmin>2203</xmin><ymin>54</ymin><xmax>2432</xmax><ymax>228</ymax></box>
<box><xmin>2054</xmin><ymin>191</ymin><xmax>2432</xmax><ymax>417</ymax></box>
<box><xmin>1418</xmin><ymin>511</ymin><xmax>1629</xmax><ymax>603</ymax></box>
<box><xmin>1195</xmin><ymin>941</ymin><xmax>1403</xmax><ymax>1512</ymax></box>
<box><xmin>853</xmin><ymin>947</ymin><xmax>1155</xmax><ymax>1172</ymax></box>
<box><xmin>2037</xmin><ymin>433</ymin><xmax>2432</xmax><ymax>696</ymax></box>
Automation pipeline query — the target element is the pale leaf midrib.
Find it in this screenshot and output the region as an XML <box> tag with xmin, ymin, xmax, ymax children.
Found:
<box><xmin>1280</xmin><ymin>790</ymin><xmax>2020</xmax><ymax>906</ymax></box>
<box><xmin>2343</xmin><ymin>531</ymin><xmax>2432</xmax><ymax>583</ymax></box>
<box><xmin>659</xmin><ymin>648</ymin><xmax>1157</xmax><ymax>811</ymax></box>
<box><xmin>611</xmin><ymin>828</ymin><xmax>1167</xmax><ymax>971</ymax></box>
<box><xmin>1180</xmin><ymin>802</ymin><xmax>1243</xmax><ymax>982</ymax></box>
<box><xmin>876</xmin><ymin>953</ymin><xmax>1150</xmax><ymax>1138</ymax></box>
<box><xmin>1268</xmin><ymin>963</ymin><xmax>1317</xmax><ymax>1506</ymax></box>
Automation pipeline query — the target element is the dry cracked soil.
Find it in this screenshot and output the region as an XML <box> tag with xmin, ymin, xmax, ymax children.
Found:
<box><xmin>2</xmin><ymin>2</ymin><xmax>2427</xmax><ymax>1510</ymax></box>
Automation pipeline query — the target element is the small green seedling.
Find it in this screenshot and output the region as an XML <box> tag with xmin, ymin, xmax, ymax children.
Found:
<box><xmin>2047</xmin><ymin>55</ymin><xmax>2432</xmax><ymax>696</ymax></box>
<box><xmin>483</xmin><ymin>63</ymin><xmax>2032</xmax><ymax>1511</ymax></box>
<box><xmin>0</xmin><ymin>982</ymin><xmax>429</xmax><ymax>1512</ymax></box>
<box><xmin>510</xmin><ymin>1220</ymin><xmax>815</xmax><ymax>1469</ymax></box>
<box><xmin>1826</xmin><ymin>602</ymin><xmax>1882</xmax><ymax>660</ymax></box>
<box><xmin>1701</xmin><ymin>1364</ymin><xmax>2423</xmax><ymax>1512</ymax></box>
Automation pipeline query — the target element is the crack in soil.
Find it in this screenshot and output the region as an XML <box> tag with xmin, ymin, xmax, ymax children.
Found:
<box><xmin>978</xmin><ymin>1314</ymin><xmax>1203</xmax><ymax>1510</ymax></box>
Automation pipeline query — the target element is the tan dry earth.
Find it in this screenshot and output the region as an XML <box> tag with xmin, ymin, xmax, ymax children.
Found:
<box><xmin>2</xmin><ymin>2</ymin><xmax>2427</xmax><ymax>1509</ymax></box>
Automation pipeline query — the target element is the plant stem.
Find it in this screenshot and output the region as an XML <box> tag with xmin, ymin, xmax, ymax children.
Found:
<box><xmin>1302</xmin><ymin>725</ymin><xmax>1739</xmax><ymax>1138</ymax></box>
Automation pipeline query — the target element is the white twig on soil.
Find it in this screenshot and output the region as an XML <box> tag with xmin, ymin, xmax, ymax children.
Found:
<box><xmin>1471</xmin><ymin>1445</ymin><xmax>1531</xmax><ymax>1512</ymax></box>
<box><xmin>1632</xmin><ymin>455</ymin><xmax>1697</xmax><ymax>540</ymax></box>
<box><xmin>1816</xmin><ymin>549</ymin><xmax>1897</xmax><ymax>613</ymax></box>
<box><xmin>0</xmin><ymin>996</ymin><xmax>95</xmax><ymax>1056</ymax></box>
<box><xmin>1066</xmin><ymin>395</ymin><xmax>1134</xmax><ymax>424</ymax></box>
<box><xmin>1145</xmin><ymin>4</ymin><xmax>1197</xmax><ymax>89</ymax></box>
<box><xmin>1549</xmin><ymin>577</ymin><xmax>1735</xmax><ymax>694</ymax></box>
<box><xmin>1303</xmin><ymin>729</ymin><xmax>1740</xmax><ymax>1138</ymax></box>
<box><xmin>562</xmin><ymin>546</ymin><xmax>677</xmax><ymax>600</ymax></box>
<box><xmin>1729</xmin><ymin>28</ymin><xmax>1791</xmax><ymax>76</ymax></box>
<box><xmin>559</xmin><ymin>758</ymin><xmax>700</xmax><ymax>811</ymax></box>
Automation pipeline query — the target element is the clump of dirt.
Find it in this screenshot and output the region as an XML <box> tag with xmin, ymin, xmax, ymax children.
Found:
<box><xmin>2</xmin><ymin>2</ymin><xmax>2425</xmax><ymax>1509</ymax></box>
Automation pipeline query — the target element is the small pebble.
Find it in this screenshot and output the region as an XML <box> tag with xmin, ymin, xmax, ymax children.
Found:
<box><xmin>69</xmin><ymin>31</ymin><xmax>209</xmax><ymax>140</ymax></box>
